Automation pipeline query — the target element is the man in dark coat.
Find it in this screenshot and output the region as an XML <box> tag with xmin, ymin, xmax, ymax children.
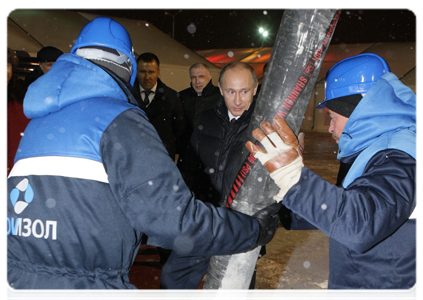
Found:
<box><xmin>131</xmin><ymin>52</ymin><xmax>185</xmax><ymax>162</ymax></box>
<box><xmin>8</xmin><ymin>48</ymin><xmax>29</xmax><ymax>174</ymax></box>
<box><xmin>24</xmin><ymin>46</ymin><xmax>63</xmax><ymax>87</ymax></box>
<box><xmin>178</xmin><ymin>63</ymin><xmax>221</xmax><ymax>164</ymax></box>
<box><xmin>161</xmin><ymin>62</ymin><xmax>262</xmax><ymax>289</ymax></box>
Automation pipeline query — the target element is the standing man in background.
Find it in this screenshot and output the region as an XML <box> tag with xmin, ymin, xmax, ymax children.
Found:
<box><xmin>131</xmin><ymin>52</ymin><xmax>185</xmax><ymax>163</ymax></box>
<box><xmin>178</xmin><ymin>63</ymin><xmax>221</xmax><ymax>164</ymax></box>
<box><xmin>25</xmin><ymin>46</ymin><xmax>63</xmax><ymax>87</ymax></box>
<box><xmin>8</xmin><ymin>48</ymin><xmax>29</xmax><ymax>174</ymax></box>
<box><xmin>130</xmin><ymin>52</ymin><xmax>186</xmax><ymax>266</ymax></box>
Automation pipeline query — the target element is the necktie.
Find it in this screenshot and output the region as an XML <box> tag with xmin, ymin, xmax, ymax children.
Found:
<box><xmin>143</xmin><ymin>91</ymin><xmax>152</xmax><ymax>106</ymax></box>
<box><xmin>231</xmin><ymin>118</ymin><xmax>236</xmax><ymax>123</ymax></box>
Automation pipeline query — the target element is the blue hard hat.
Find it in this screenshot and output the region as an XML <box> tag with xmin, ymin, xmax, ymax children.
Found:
<box><xmin>71</xmin><ymin>17</ymin><xmax>137</xmax><ymax>87</ymax></box>
<box><xmin>317</xmin><ymin>53</ymin><xmax>390</xmax><ymax>108</ymax></box>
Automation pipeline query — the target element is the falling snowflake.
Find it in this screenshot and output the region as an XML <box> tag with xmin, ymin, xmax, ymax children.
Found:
<box><xmin>44</xmin><ymin>96</ymin><xmax>53</xmax><ymax>105</ymax></box>
<box><xmin>45</xmin><ymin>198</ymin><xmax>56</xmax><ymax>208</ymax></box>
<box><xmin>187</xmin><ymin>23</ymin><xmax>196</xmax><ymax>34</ymax></box>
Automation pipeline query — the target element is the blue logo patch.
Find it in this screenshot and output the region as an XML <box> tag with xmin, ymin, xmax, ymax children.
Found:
<box><xmin>10</xmin><ymin>178</ymin><xmax>34</xmax><ymax>214</ymax></box>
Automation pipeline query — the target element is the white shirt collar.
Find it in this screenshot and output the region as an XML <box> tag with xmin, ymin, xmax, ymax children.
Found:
<box><xmin>139</xmin><ymin>82</ymin><xmax>157</xmax><ymax>105</ymax></box>
<box><xmin>228</xmin><ymin>110</ymin><xmax>240</xmax><ymax>121</ymax></box>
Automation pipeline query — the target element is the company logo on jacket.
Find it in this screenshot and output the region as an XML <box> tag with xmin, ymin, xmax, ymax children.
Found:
<box><xmin>10</xmin><ymin>178</ymin><xmax>34</xmax><ymax>214</ymax></box>
<box><xmin>8</xmin><ymin>178</ymin><xmax>58</xmax><ymax>240</ymax></box>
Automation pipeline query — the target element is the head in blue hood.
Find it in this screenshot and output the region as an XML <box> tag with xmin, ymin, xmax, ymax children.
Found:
<box><xmin>24</xmin><ymin>17</ymin><xmax>138</xmax><ymax>120</ymax></box>
<box><xmin>71</xmin><ymin>17</ymin><xmax>137</xmax><ymax>88</ymax></box>
<box><xmin>317</xmin><ymin>53</ymin><xmax>416</xmax><ymax>160</ymax></box>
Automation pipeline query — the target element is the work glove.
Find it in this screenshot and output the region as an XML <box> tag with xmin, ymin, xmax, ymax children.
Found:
<box><xmin>253</xmin><ymin>202</ymin><xmax>282</xmax><ymax>247</ymax></box>
<box><xmin>246</xmin><ymin>117</ymin><xmax>304</xmax><ymax>201</ymax></box>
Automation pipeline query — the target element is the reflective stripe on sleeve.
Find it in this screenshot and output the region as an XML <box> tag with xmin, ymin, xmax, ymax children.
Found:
<box><xmin>9</xmin><ymin>156</ymin><xmax>108</xmax><ymax>183</ymax></box>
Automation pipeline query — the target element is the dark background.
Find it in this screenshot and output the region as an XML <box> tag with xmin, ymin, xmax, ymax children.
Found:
<box><xmin>83</xmin><ymin>9</ymin><xmax>416</xmax><ymax>51</ymax></box>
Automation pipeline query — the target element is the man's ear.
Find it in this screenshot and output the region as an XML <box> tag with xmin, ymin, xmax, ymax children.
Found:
<box><xmin>218</xmin><ymin>82</ymin><xmax>224</xmax><ymax>96</ymax></box>
<box><xmin>253</xmin><ymin>83</ymin><xmax>258</xmax><ymax>96</ymax></box>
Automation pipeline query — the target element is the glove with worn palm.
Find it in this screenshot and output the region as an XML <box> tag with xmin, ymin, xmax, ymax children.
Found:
<box><xmin>252</xmin><ymin>202</ymin><xmax>282</xmax><ymax>247</ymax></box>
<box><xmin>246</xmin><ymin>117</ymin><xmax>304</xmax><ymax>201</ymax></box>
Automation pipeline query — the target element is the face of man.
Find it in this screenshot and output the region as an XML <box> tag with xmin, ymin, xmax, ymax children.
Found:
<box><xmin>39</xmin><ymin>62</ymin><xmax>55</xmax><ymax>74</ymax></box>
<box><xmin>190</xmin><ymin>65</ymin><xmax>212</xmax><ymax>95</ymax></box>
<box><xmin>4</xmin><ymin>62</ymin><xmax>12</xmax><ymax>86</ymax></box>
<box><xmin>137</xmin><ymin>60</ymin><xmax>160</xmax><ymax>90</ymax></box>
<box><xmin>219</xmin><ymin>67</ymin><xmax>257</xmax><ymax>117</ymax></box>
<box><xmin>327</xmin><ymin>109</ymin><xmax>349</xmax><ymax>144</ymax></box>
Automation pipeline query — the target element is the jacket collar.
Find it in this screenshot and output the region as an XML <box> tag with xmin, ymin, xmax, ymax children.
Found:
<box><xmin>215</xmin><ymin>96</ymin><xmax>257</xmax><ymax>124</ymax></box>
<box><xmin>190</xmin><ymin>80</ymin><xmax>216</xmax><ymax>97</ymax></box>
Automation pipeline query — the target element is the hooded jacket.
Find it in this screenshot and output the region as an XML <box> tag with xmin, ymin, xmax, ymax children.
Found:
<box><xmin>283</xmin><ymin>73</ymin><xmax>416</xmax><ymax>289</ymax></box>
<box><xmin>7</xmin><ymin>54</ymin><xmax>259</xmax><ymax>289</ymax></box>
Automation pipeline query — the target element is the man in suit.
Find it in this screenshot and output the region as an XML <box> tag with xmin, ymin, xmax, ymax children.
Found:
<box><xmin>131</xmin><ymin>52</ymin><xmax>185</xmax><ymax>162</ymax></box>
<box><xmin>130</xmin><ymin>52</ymin><xmax>186</xmax><ymax>266</ymax></box>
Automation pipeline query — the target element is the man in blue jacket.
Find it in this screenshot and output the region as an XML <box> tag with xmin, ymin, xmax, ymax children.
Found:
<box><xmin>7</xmin><ymin>17</ymin><xmax>280</xmax><ymax>289</ymax></box>
<box><xmin>246</xmin><ymin>53</ymin><xmax>416</xmax><ymax>289</ymax></box>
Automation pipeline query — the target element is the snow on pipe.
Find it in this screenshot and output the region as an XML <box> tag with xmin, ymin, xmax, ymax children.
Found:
<box><xmin>203</xmin><ymin>9</ymin><xmax>341</xmax><ymax>289</ymax></box>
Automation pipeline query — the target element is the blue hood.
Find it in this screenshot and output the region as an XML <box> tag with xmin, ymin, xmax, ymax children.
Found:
<box><xmin>338</xmin><ymin>72</ymin><xmax>416</xmax><ymax>159</ymax></box>
<box><xmin>24</xmin><ymin>54</ymin><xmax>129</xmax><ymax>119</ymax></box>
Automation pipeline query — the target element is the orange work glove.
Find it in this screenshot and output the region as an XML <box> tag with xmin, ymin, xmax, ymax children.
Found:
<box><xmin>245</xmin><ymin>117</ymin><xmax>304</xmax><ymax>201</ymax></box>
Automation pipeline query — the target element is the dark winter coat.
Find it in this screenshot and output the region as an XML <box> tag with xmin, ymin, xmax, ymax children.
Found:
<box><xmin>179</xmin><ymin>80</ymin><xmax>221</xmax><ymax>135</ymax></box>
<box><xmin>4</xmin><ymin>77</ymin><xmax>29</xmax><ymax>175</ymax></box>
<box><xmin>24</xmin><ymin>68</ymin><xmax>44</xmax><ymax>87</ymax></box>
<box><xmin>179</xmin><ymin>97</ymin><xmax>256</xmax><ymax>207</ymax></box>
<box><xmin>178</xmin><ymin>80</ymin><xmax>221</xmax><ymax>161</ymax></box>
<box><xmin>131</xmin><ymin>77</ymin><xmax>185</xmax><ymax>160</ymax></box>
<box><xmin>283</xmin><ymin>73</ymin><xmax>416</xmax><ymax>289</ymax></box>
<box><xmin>7</xmin><ymin>54</ymin><xmax>259</xmax><ymax>289</ymax></box>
